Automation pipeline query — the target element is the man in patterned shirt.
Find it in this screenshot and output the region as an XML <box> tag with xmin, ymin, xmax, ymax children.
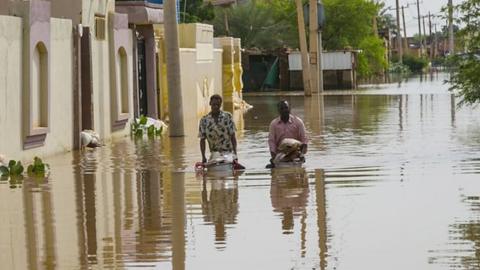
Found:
<box><xmin>199</xmin><ymin>94</ymin><xmax>238</xmax><ymax>164</ymax></box>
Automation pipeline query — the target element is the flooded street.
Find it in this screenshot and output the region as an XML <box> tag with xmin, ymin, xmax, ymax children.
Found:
<box><xmin>2</xmin><ymin>72</ymin><xmax>480</xmax><ymax>270</ymax></box>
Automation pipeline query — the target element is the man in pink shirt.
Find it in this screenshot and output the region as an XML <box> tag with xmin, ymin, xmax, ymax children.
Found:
<box><xmin>267</xmin><ymin>100</ymin><xmax>308</xmax><ymax>168</ymax></box>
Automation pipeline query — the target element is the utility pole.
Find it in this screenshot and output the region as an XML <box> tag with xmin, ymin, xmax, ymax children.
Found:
<box><xmin>396</xmin><ymin>0</ymin><xmax>403</xmax><ymax>63</ymax></box>
<box><xmin>295</xmin><ymin>0</ymin><xmax>312</xmax><ymax>96</ymax></box>
<box><xmin>422</xmin><ymin>15</ymin><xmax>427</xmax><ymax>56</ymax></box>
<box><xmin>309</xmin><ymin>0</ymin><xmax>324</xmax><ymax>93</ymax></box>
<box><xmin>318</xmin><ymin>11</ymin><xmax>324</xmax><ymax>93</ymax></box>
<box><xmin>416</xmin><ymin>0</ymin><xmax>423</xmax><ymax>55</ymax></box>
<box><xmin>428</xmin><ymin>12</ymin><xmax>433</xmax><ymax>59</ymax></box>
<box><xmin>448</xmin><ymin>0</ymin><xmax>454</xmax><ymax>54</ymax></box>
<box><xmin>309</xmin><ymin>0</ymin><xmax>318</xmax><ymax>94</ymax></box>
<box><xmin>164</xmin><ymin>0</ymin><xmax>184</xmax><ymax>136</ymax></box>
<box><xmin>433</xmin><ymin>24</ymin><xmax>438</xmax><ymax>58</ymax></box>
<box><xmin>402</xmin><ymin>5</ymin><xmax>408</xmax><ymax>52</ymax></box>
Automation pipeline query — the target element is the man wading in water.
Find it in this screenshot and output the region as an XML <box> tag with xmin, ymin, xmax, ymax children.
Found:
<box><xmin>199</xmin><ymin>94</ymin><xmax>243</xmax><ymax>169</ymax></box>
<box><xmin>267</xmin><ymin>100</ymin><xmax>308</xmax><ymax>168</ymax></box>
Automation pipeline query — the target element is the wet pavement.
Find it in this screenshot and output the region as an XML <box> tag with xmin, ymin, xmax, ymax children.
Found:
<box><xmin>1</xmin><ymin>72</ymin><xmax>480</xmax><ymax>269</ymax></box>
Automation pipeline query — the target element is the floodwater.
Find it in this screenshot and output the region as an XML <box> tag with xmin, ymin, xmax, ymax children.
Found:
<box><xmin>2</xmin><ymin>72</ymin><xmax>480</xmax><ymax>270</ymax></box>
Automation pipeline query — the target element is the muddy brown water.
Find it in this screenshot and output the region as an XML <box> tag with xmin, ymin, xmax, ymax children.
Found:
<box><xmin>1</xmin><ymin>73</ymin><xmax>480</xmax><ymax>270</ymax></box>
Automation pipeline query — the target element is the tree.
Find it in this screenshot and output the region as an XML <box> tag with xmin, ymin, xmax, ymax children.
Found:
<box><xmin>211</xmin><ymin>0</ymin><xmax>297</xmax><ymax>49</ymax></box>
<box><xmin>322</xmin><ymin>0</ymin><xmax>387</xmax><ymax>77</ymax></box>
<box><xmin>179</xmin><ymin>0</ymin><xmax>215</xmax><ymax>23</ymax></box>
<box><xmin>448</xmin><ymin>0</ymin><xmax>480</xmax><ymax>105</ymax></box>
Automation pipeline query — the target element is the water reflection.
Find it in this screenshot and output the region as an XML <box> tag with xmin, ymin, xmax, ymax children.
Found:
<box><xmin>270</xmin><ymin>168</ymin><xmax>309</xmax><ymax>234</ymax></box>
<box><xmin>201</xmin><ymin>176</ymin><xmax>239</xmax><ymax>248</ymax></box>
<box><xmin>3</xmin><ymin>73</ymin><xmax>480</xmax><ymax>269</ymax></box>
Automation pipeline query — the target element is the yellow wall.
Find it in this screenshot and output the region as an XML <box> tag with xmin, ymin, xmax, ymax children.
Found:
<box><xmin>158</xmin><ymin>23</ymin><xmax>224</xmax><ymax>131</ymax></box>
<box><xmin>0</xmin><ymin>16</ymin><xmax>74</xmax><ymax>161</ymax></box>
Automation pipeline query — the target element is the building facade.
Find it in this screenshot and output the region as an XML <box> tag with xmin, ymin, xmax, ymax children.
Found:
<box><xmin>0</xmin><ymin>0</ymin><xmax>243</xmax><ymax>161</ymax></box>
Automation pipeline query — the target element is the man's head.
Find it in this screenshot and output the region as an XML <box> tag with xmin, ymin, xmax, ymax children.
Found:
<box><xmin>277</xmin><ymin>100</ymin><xmax>290</xmax><ymax>119</ymax></box>
<box><xmin>210</xmin><ymin>94</ymin><xmax>223</xmax><ymax>114</ymax></box>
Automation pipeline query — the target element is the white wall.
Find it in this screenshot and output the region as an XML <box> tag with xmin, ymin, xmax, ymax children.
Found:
<box><xmin>88</xmin><ymin>3</ymin><xmax>133</xmax><ymax>141</ymax></box>
<box><xmin>0</xmin><ymin>16</ymin><xmax>23</xmax><ymax>158</ymax></box>
<box><xmin>289</xmin><ymin>51</ymin><xmax>354</xmax><ymax>71</ymax></box>
<box><xmin>0</xmin><ymin>16</ymin><xmax>74</xmax><ymax>161</ymax></box>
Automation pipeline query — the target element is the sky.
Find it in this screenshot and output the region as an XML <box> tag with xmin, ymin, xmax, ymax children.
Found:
<box><xmin>382</xmin><ymin>0</ymin><xmax>461</xmax><ymax>36</ymax></box>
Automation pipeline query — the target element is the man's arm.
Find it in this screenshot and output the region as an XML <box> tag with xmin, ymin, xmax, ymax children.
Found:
<box><xmin>199</xmin><ymin>118</ymin><xmax>207</xmax><ymax>163</ymax></box>
<box><xmin>200</xmin><ymin>138</ymin><xmax>207</xmax><ymax>163</ymax></box>
<box><xmin>300</xmin><ymin>144</ymin><xmax>308</xmax><ymax>154</ymax></box>
<box><xmin>231</xmin><ymin>133</ymin><xmax>237</xmax><ymax>156</ymax></box>
<box><xmin>268</xmin><ymin>121</ymin><xmax>277</xmax><ymax>158</ymax></box>
<box><xmin>297</xmin><ymin>118</ymin><xmax>308</xmax><ymax>154</ymax></box>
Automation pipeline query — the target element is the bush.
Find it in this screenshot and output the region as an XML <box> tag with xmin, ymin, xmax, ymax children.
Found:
<box><xmin>402</xmin><ymin>55</ymin><xmax>428</xmax><ymax>73</ymax></box>
<box><xmin>388</xmin><ymin>62</ymin><xmax>410</xmax><ymax>74</ymax></box>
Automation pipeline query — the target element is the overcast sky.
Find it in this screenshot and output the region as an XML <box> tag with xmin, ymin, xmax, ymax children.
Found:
<box><xmin>382</xmin><ymin>0</ymin><xmax>461</xmax><ymax>36</ymax></box>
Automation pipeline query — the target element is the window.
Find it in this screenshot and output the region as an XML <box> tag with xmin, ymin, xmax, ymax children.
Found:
<box><xmin>95</xmin><ymin>16</ymin><xmax>106</xmax><ymax>40</ymax></box>
<box><xmin>118</xmin><ymin>47</ymin><xmax>129</xmax><ymax>114</ymax></box>
<box><xmin>24</xmin><ymin>42</ymin><xmax>49</xmax><ymax>149</ymax></box>
<box><xmin>32</xmin><ymin>42</ymin><xmax>48</xmax><ymax>128</ymax></box>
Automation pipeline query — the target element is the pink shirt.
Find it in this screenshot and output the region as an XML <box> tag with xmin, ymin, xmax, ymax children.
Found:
<box><xmin>268</xmin><ymin>114</ymin><xmax>308</xmax><ymax>154</ymax></box>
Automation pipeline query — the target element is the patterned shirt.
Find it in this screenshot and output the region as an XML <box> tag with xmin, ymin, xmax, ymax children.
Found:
<box><xmin>199</xmin><ymin>111</ymin><xmax>236</xmax><ymax>152</ymax></box>
<box><xmin>268</xmin><ymin>114</ymin><xmax>308</xmax><ymax>154</ymax></box>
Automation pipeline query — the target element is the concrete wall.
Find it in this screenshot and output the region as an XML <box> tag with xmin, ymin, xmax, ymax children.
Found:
<box><xmin>84</xmin><ymin>1</ymin><xmax>133</xmax><ymax>141</ymax></box>
<box><xmin>0</xmin><ymin>0</ymin><xmax>11</xmax><ymax>15</ymax></box>
<box><xmin>50</xmin><ymin>0</ymin><xmax>82</xmax><ymax>23</ymax></box>
<box><xmin>178</xmin><ymin>48</ymin><xmax>220</xmax><ymax>129</ymax></box>
<box><xmin>0</xmin><ymin>15</ymin><xmax>74</xmax><ymax>160</ymax></box>
<box><xmin>158</xmin><ymin>23</ymin><xmax>223</xmax><ymax>130</ymax></box>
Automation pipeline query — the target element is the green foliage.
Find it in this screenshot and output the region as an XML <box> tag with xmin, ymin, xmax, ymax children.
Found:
<box><xmin>0</xmin><ymin>160</ymin><xmax>24</xmax><ymax>178</ymax></box>
<box><xmin>139</xmin><ymin>115</ymin><xmax>148</xmax><ymax>125</ymax></box>
<box><xmin>211</xmin><ymin>0</ymin><xmax>386</xmax><ymax>77</ymax></box>
<box><xmin>179</xmin><ymin>0</ymin><xmax>215</xmax><ymax>23</ymax></box>
<box><xmin>322</xmin><ymin>0</ymin><xmax>378</xmax><ymax>50</ymax></box>
<box><xmin>449</xmin><ymin>54</ymin><xmax>480</xmax><ymax>106</ymax></box>
<box><xmin>322</xmin><ymin>0</ymin><xmax>386</xmax><ymax>78</ymax></box>
<box><xmin>447</xmin><ymin>0</ymin><xmax>480</xmax><ymax>105</ymax></box>
<box><xmin>357</xmin><ymin>36</ymin><xmax>388</xmax><ymax>77</ymax></box>
<box><xmin>211</xmin><ymin>0</ymin><xmax>298</xmax><ymax>49</ymax></box>
<box><xmin>388</xmin><ymin>62</ymin><xmax>410</xmax><ymax>74</ymax></box>
<box><xmin>377</xmin><ymin>13</ymin><xmax>396</xmax><ymax>33</ymax></box>
<box><xmin>130</xmin><ymin>115</ymin><xmax>165</xmax><ymax>139</ymax></box>
<box><xmin>27</xmin><ymin>157</ymin><xmax>50</xmax><ymax>178</ymax></box>
<box><xmin>402</xmin><ymin>55</ymin><xmax>428</xmax><ymax>73</ymax></box>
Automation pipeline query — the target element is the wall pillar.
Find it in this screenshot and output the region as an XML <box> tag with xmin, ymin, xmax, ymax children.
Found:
<box><xmin>214</xmin><ymin>37</ymin><xmax>235</xmax><ymax>112</ymax></box>
<box><xmin>233</xmin><ymin>38</ymin><xmax>243</xmax><ymax>105</ymax></box>
<box><xmin>11</xmin><ymin>0</ymin><xmax>51</xmax><ymax>149</ymax></box>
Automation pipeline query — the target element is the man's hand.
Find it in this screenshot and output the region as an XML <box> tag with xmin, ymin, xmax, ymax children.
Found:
<box><xmin>202</xmin><ymin>156</ymin><xmax>207</xmax><ymax>164</ymax></box>
<box><xmin>300</xmin><ymin>144</ymin><xmax>308</xmax><ymax>154</ymax></box>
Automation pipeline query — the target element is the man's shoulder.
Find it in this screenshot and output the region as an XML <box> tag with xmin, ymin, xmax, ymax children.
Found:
<box><xmin>200</xmin><ymin>113</ymin><xmax>211</xmax><ymax>123</ymax></box>
<box><xmin>269</xmin><ymin>117</ymin><xmax>280</xmax><ymax>126</ymax></box>
<box><xmin>292</xmin><ymin>115</ymin><xmax>305</xmax><ymax>124</ymax></box>
<box><xmin>221</xmin><ymin>111</ymin><xmax>233</xmax><ymax>118</ymax></box>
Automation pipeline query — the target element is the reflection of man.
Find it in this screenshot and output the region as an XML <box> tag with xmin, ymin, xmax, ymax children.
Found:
<box><xmin>199</xmin><ymin>94</ymin><xmax>238</xmax><ymax>164</ymax></box>
<box><xmin>201</xmin><ymin>177</ymin><xmax>239</xmax><ymax>247</ymax></box>
<box><xmin>267</xmin><ymin>101</ymin><xmax>308</xmax><ymax>168</ymax></box>
<box><xmin>270</xmin><ymin>169</ymin><xmax>309</xmax><ymax>233</ymax></box>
